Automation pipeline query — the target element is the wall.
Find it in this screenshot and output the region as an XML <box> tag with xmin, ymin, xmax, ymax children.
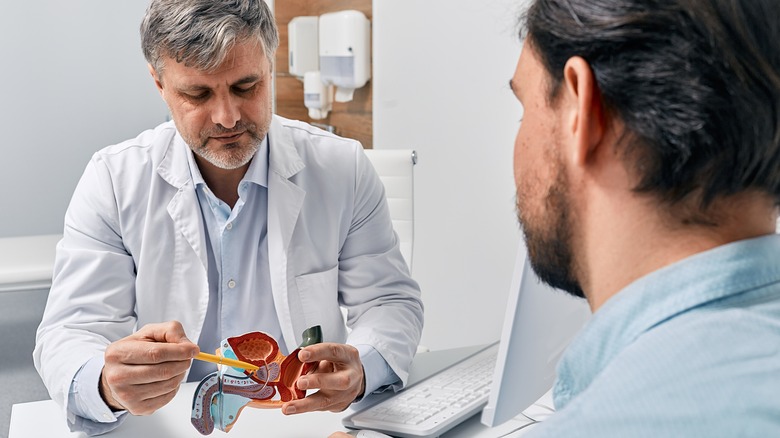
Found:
<box><xmin>0</xmin><ymin>0</ymin><xmax>527</xmax><ymax>352</ymax></box>
<box><xmin>0</xmin><ymin>1</ymin><xmax>169</xmax><ymax>238</ymax></box>
<box><xmin>274</xmin><ymin>0</ymin><xmax>374</xmax><ymax>148</ymax></box>
<box><xmin>373</xmin><ymin>0</ymin><xmax>527</xmax><ymax>349</ymax></box>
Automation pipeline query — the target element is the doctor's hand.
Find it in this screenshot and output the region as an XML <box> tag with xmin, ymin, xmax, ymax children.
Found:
<box><xmin>99</xmin><ymin>321</ymin><xmax>199</xmax><ymax>415</ymax></box>
<box><xmin>282</xmin><ymin>343</ymin><xmax>366</xmax><ymax>415</ymax></box>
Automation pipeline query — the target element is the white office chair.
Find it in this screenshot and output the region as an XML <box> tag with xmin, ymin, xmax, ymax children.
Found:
<box><xmin>362</xmin><ymin>149</ymin><xmax>417</xmax><ymax>273</ymax></box>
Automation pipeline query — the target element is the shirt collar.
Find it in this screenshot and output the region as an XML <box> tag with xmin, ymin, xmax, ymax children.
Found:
<box><xmin>185</xmin><ymin>135</ymin><xmax>270</xmax><ymax>189</ymax></box>
<box><xmin>553</xmin><ymin>233</ymin><xmax>780</xmax><ymax>408</ymax></box>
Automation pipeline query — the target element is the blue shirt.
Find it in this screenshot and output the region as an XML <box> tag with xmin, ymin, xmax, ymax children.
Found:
<box><xmin>527</xmin><ymin>234</ymin><xmax>780</xmax><ymax>437</ymax></box>
<box><xmin>186</xmin><ymin>136</ymin><xmax>285</xmax><ymax>380</ymax></box>
<box><xmin>185</xmin><ymin>136</ymin><xmax>396</xmax><ymax>390</ymax></box>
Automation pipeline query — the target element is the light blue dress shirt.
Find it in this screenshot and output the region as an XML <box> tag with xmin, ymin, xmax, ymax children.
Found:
<box><xmin>527</xmin><ymin>234</ymin><xmax>780</xmax><ymax>437</ymax></box>
<box><xmin>67</xmin><ymin>137</ymin><xmax>397</xmax><ymax>433</ymax></box>
<box><xmin>187</xmin><ymin>137</ymin><xmax>284</xmax><ymax>380</ymax></box>
<box><xmin>185</xmin><ymin>137</ymin><xmax>396</xmax><ymax>392</ymax></box>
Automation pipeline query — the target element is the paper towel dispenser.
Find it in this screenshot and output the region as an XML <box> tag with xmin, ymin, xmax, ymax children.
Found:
<box><xmin>318</xmin><ymin>10</ymin><xmax>371</xmax><ymax>102</ymax></box>
<box><xmin>288</xmin><ymin>16</ymin><xmax>319</xmax><ymax>77</ymax></box>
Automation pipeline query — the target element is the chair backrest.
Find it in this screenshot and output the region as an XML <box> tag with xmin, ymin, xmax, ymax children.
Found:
<box><xmin>362</xmin><ymin>149</ymin><xmax>417</xmax><ymax>272</ymax></box>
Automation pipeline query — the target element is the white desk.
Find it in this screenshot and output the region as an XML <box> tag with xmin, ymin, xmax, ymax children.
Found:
<box><xmin>10</xmin><ymin>346</ymin><xmax>545</xmax><ymax>438</ymax></box>
<box><xmin>10</xmin><ymin>392</ymin><xmax>344</xmax><ymax>438</ymax></box>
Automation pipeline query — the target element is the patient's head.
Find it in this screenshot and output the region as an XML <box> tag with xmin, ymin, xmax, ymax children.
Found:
<box><xmin>524</xmin><ymin>0</ymin><xmax>780</xmax><ymax>215</ymax></box>
<box><xmin>513</xmin><ymin>0</ymin><xmax>780</xmax><ymax>299</ymax></box>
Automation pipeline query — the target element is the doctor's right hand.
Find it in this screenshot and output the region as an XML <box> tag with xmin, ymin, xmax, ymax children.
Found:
<box><xmin>99</xmin><ymin>321</ymin><xmax>199</xmax><ymax>415</ymax></box>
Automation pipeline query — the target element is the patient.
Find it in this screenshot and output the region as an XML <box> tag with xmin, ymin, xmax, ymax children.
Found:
<box><xmin>334</xmin><ymin>0</ymin><xmax>780</xmax><ymax>436</ymax></box>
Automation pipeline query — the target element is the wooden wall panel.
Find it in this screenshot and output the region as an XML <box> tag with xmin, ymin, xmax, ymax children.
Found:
<box><xmin>274</xmin><ymin>0</ymin><xmax>373</xmax><ymax>148</ymax></box>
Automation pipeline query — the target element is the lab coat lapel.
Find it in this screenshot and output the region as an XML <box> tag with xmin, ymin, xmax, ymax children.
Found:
<box><xmin>267</xmin><ymin>116</ymin><xmax>306</xmax><ymax>351</ymax></box>
<box><xmin>158</xmin><ymin>135</ymin><xmax>209</xmax><ymax>271</ymax></box>
<box><xmin>166</xmin><ymin>189</ymin><xmax>208</xmax><ymax>270</ymax></box>
<box><xmin>156</xmin><ymin>134</ymin><xmax>210</xmax><ymax>344</ymax></box>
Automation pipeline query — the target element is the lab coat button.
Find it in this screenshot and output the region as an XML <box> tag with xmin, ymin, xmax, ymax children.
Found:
<box><xmin>228</xmin><ymin>279</ymin><xmax>236</xmax><ymax>289</ymax></box>
<box><xmin>226</xmin><ymin>222</ymin><xmax>233</xmax><ymax>230</ymax></box>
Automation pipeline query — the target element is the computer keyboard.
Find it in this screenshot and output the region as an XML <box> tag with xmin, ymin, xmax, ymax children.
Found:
<box><xmin>343</xmin><ymin>344</ymin><xmax>498</xmax><ymax>437</ymax></box>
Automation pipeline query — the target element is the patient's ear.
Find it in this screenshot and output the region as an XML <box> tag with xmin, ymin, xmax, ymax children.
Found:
<box><xmin>561</xmin><ymin>56</ymin><xmax>605</xmax><ymax>167</ymax></box>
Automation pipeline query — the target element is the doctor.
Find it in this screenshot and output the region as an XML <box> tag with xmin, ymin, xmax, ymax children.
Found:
<box><xmin>33</xmin><ymin>0</ymin><xmax>423</xmax><ymax>435</ymax></box>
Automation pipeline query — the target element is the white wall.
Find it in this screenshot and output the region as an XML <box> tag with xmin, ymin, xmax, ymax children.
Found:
<box><xmin>0</xmin><ymin>0</ymin><xmax>527</xmax><ymax>351</ymax></box>
<box><xmin>373</xmin><ymin>0</ymin><xmax>526</xmax><ymax>349</ymax></box>
<box><xmin>0</xmin><ymin>1</ymin><xmax>169</xmax><ymax>238</ymax></box>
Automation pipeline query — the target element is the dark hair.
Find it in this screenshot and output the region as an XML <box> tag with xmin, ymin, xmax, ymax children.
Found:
<box><xmin>524</xmin><ymin>0</ymin><xmax>780</xmax><ymax>211</ymax></box>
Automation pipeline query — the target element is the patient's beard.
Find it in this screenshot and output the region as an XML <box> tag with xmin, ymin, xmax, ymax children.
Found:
<box><xmin>516</xmin><ymin>158</ymin><xmax>585</xmax><ymax>299</ymax></box>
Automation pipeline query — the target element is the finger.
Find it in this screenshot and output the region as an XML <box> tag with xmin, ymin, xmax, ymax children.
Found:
<box><xmin>108</xmin><ymin>371</ymin><xmax>185</xmax><ymax>410</ymax></box>
<box><xmin>297</xmin><ymin>369</ymin><xmax>361</xmax><ymax>392</ymax></box>
<box><xmin>134</xmin><ymin>320</ymin><xmax>195</xmax><ymax>344</ymax></box>
<box><xmin>107</xmin><ymin>340</ymin><xmax>198</xmax><ymax>365</ymax></box>
<box><xmin>328</xmin><ymin>432</ymin><xmax>353</xmax><ymax>438</ymax></box>
<box><xmin>104</xmin><ymin>359</ymin><xmax>191</xmax><ymax>385</ymax></box>
<box><xmin>283</xmin><ymin>390</ymin><xmax>351</xmax><ymax>414</ymax></box>
<box><xmin>121</xmin><ymin>383</ymin><xmax>181</xmax><ymax>416</ymax></box>
<box><xmin>298</xmin><ymin>343</ymin><xmax>358</xmax><ymax>364</ymax></box>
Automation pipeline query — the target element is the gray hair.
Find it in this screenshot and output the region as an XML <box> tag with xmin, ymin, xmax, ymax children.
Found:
<box><xmin>140</xmin><ymin>0</ymin><xmax>279</xmax><ymax>77</ymax></box>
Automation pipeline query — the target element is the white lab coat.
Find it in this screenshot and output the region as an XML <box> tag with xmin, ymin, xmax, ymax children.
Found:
<box><xmin>34</xmin><ymin>116</ymin><xmax>423</xmax><ymax>416</ymax></box>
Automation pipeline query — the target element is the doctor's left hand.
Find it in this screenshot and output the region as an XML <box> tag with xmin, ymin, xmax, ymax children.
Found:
<box><xmin>281</xmin><ymin>343</ymin><xmax>365</xmax><ymax>415</ymax></box>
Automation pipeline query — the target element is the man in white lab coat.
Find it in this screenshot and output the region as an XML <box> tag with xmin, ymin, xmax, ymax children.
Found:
<box><xmin>33</xmin><ymin>0</ymin><xmax>423</xmax><ymax>434</ymax></box>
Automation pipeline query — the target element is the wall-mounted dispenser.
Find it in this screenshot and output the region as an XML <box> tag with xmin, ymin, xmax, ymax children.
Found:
<box><xmin>288</xmin><ymin>16</ymin><xmax>319</xmax><ymax>77</ymax></box>
<box><xmin>319</xmin><ymin>10</ymin><xmax>371</xmax><ymax>103</ymax></box>
<box><xmin>303</xmin><ymin>71</ymin><xmax>333</xmax><ymax>119</ymax></box>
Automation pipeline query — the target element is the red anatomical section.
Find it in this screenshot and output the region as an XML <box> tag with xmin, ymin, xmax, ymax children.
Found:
<box><xmin>225</xmin><ymin>332</ymin><xmax>310</xmax><ymax>408</ymax></box>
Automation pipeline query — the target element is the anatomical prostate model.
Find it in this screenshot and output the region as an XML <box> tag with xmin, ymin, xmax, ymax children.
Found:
<box><xmin>191</xmin><ymin>326</ymin><xmax>322</xmax><ymax>434</ymax></box>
